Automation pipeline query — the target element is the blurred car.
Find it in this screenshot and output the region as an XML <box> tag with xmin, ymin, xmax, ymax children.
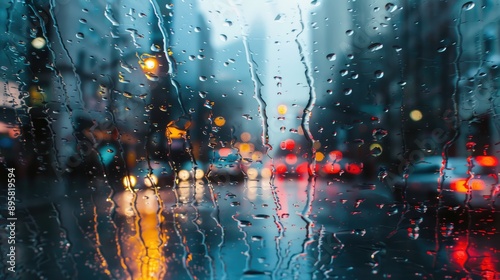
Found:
<box><xmin>120</xmin><ymin>160</ymin><xmax>176</xmax><ymax>190</ymax></box>
<box><xmin>206</xmin><ymin>147</ymin><xmax>244</xmax><ymax>183</ymax></box>
<box><xmin>393</xmin><ymin>156</ymin><xmax>499</xmax><ymax>208</ymax></box>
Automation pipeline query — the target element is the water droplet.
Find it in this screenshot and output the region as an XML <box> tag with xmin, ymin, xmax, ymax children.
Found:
<box><xmin>199</xmin><ymin>76</ymin><xmax>207</xmax><ymax>81</ymax></box>
<box><xmin>462</xmin><ymin>1</ymin><xmax>475</xmax><ymax>10</ymax></box>
<box><xmin>224</xmin><ymin>20</ymin><xmax>233</xmax><ymax>26</ymax></box>
<box><xmin>326</xmin><ymin>53</ymin><xmax>336</xmax><ymax>61</ymax></box>
<box><xmin>252</xmin><ymin>214</ymin><xmax>270</xmax><ymax>219</ymax></box>
<box><xmin>220</xmin><ymin>34</ymin><xmax>227</xmax><ymax>41</ymax></box>
<box><xmin>346</xmin><ymin>29</ymin><xmax>354</xmax><ymax>36</ymax></box>
<box><xmin>194</xmin><ymin>27</ymin><xmax>201</xmax><ymax>32</ymax></box>
<box><xmin>385</xmin><ymin>3</ymin><xmax>397</xmax><ymax>13</ymax></box>
<box><xmin>343</xmin><ymin>88</ymin><xmax>352</xmax><ymax>95</ymax></box>
<box><xmin>204</xmin><ymin>100</ymin><xmax>212</xmax><ymax>109</ymax></box>
<box><xmin>437</xmin><ymin>46</ymin><xmax>447</xmax><ymax>53</ymax></box>
<box><xmin>352</xmin><ymin>229</ymin><xmax>366</xmax><ymax>236</ymax></box>
<box><xmin>372</xmin><ymin>128</ymin><xmax>388</xmax><ymax>140</ymax></box>
<box><xmin>370</xmin><ymin>143</ymin><xmax>383</xmax><ymax>157</ymax></box>
<box><xmin>238</xmin><ymin>220</ymin><xmax>252</xmax><ymax>227</ymax></box>
<box><xmin>374</xmin><ymin>70</ymin><xmax>384</xmax><ymax>79</ymax></box>
<box><xmin>368</xmin><ymin>43</ymin><xmax>383</xmax><ymax>52</ymax></box>
<box><xmin>145</xmin><ymin>72</ymin><xmax>159</xmax><ymax>81</ymax></box>
<box><xmin>76</xmin><ymin>32</ymin><xmax>84</xmax><ymax>39</ymax></box>
<box><xmin>251</xmin><ymin>236</ymin><xmax>263</xmax><ymax>241</ymax></box>
<box><xmin>151</xmin><ymin>44</ymin><xmax>161</xmax><ymax>52</ymax></box>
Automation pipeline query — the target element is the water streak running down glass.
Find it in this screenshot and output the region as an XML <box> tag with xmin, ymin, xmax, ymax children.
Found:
<box><xmin>0</xmin><ymin>0</ymin><xmax>499</xmax><ymax>279</ymax></box>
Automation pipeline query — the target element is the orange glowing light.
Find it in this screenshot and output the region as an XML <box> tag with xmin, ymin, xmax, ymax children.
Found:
<box><xmin>165</xmin><ymin>126</ymin><xmax>186</xmax><ymax>139</ymax></box>
<box><xmin>277</xmin><ymin>104</ymin><xmax>288</xmax><ymax>115</ymax></box>
<box><xmin>315</xmin><ymin>152</ymin><xmax>325</xmax><ymax>162</ymax></box>
<box><xmin>476</xmin><ymin>156</ymin><xmax>498</xmax><ymax>167</ymax></box>
<box><xmin>144</xmin><ymin>174</ymin><xmax>158</xmax><ymax>187</ymax></box>
<box><xmin>451</xmin><ymin>179</ymin><xmax>485</xmax><ymax>193</ymax></box>
<box><xmin>143</xmin><ymin>57</ymin><xmax>158</xmax><ymax>70</ymax></box>
<box><xmin>239</xmin><ymin>143</ymin><xmax>253</xmax><ymax>153</ymax></box>
<box><xmin>122</xmin><ymin>175</ymin><xmax>137</xmax><ymax>189</ymax></box>
<box><xmin>214</xmin><ymin>116</ymin><xmax>226</xmax><ymax>126</ymax></box>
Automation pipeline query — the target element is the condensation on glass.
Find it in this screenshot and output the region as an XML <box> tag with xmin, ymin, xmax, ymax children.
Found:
<box><xmin>0</xmin><ymin>0</ymin><xmax>499</xmax><ymax>279</ymax></box>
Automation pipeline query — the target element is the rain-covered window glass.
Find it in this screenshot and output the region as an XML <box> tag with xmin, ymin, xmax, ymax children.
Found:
<box><xmin>1</xmin><ymin>0</ymin><xmax>499</xmax><ymax>279</ymax></box>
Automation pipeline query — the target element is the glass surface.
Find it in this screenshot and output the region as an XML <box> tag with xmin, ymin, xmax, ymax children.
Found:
<box><xmin>1</xmin><ymin>0</ymin><xmax>499</xmax><ymax>279</ymax></box>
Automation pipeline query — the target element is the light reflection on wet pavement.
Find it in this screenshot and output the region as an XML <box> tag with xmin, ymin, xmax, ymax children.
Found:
<box><xmin>14</xmin><ymin>176</ymin><xmax>499</xmax><ymax>279</ymax></box>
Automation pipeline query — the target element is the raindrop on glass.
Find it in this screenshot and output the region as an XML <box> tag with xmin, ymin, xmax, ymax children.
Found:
<box><xmin>374</xmin><ymin>70</ymin><xmax>384</xmax><ymax>78</ymax></box>
<box><xmin>151</xmin><ymin>44</ymin><xmax>161</xmax><ymax>52</ymax></box>
<box><xmin>437</xmin><ymin>46</ymin><xmax>446</xmax><ymax>53</ymax></box>
<box><xmin>385</xmin><ymin>3</ymin><xmax>397</xmax><ymax>13</ymax></box>
<box><xmin>462</xmin><ymin>1</ymin><xmax>475</xmax><ymax>11</ymax></box>
<box><xmin>326</xmin><ymin>53</ymin><xmax>336</xmax><ymax>61</ymax></box>
<box><xmin>368</xmin><ymin>43</ymin><xmax>383</xmax><ymax>52</ymax></box>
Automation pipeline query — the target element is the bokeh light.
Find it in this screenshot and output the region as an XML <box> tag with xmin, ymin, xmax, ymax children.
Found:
<box><xmin>214</xmin><ymin>116</ymin><xmax>226</xmax><ymax>126</ymax></box>
<box><xmin>31</xmin><ymin>37</ymin><xmax>46</xmax><ymax>49</ymax></box>
<box><xmin>143</xmin><ymin>174</ymin><xmax>158</xmax><ymax>187</ymax></box>
<box><xmin>277</xmin><ymin>104</ymin><xmax>288</xmax><ymax>115</ymax></box>
<box><xmin>122</xmin><ymin>175</ymin><xmax>137</xmax><ymax>189</ymax></box>
<box><xmin>178</xmin><ymin>170</ymin><xmax>190</xmax><ymax>181</ymax></box>
<box><xmin>409</xmin><ymin>109</ymin><xmax>422</xmax><ymax>121</ymax></box>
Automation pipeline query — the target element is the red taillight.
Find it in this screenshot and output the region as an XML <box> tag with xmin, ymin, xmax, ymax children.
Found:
<box><xmin>280</xmin><ymin>139</ymin><xmax>295</xmax><ymax>151</ymax></box>
<box><xmin>328</xmin><ymin>150</ymin><xmax>343</xmax><ymax>162</ymax></box>
<box><xmin>276</xmin><ymin>164</ymin><xmax>287</xmax><ymax>174</ymax></box>
<box><xmin>345</xmin><ymin>163</ymin><xmax>362</xmax><ymax>175</ymax></box>
<box><xmin>451</xmin><ymin>179</ymin><xmax>485</xmax><ymax>193</ymax></box>
<box><xmin>296</xmin><ymin>162</ymin><xmax>309</xmax><ymax>173</ymax></box>
<box><xmin>323</xmin><ymin>162</ymin><xmax>341</xmax><ymax>174</ymax></box>
<box><xmin>476</xmin><ymin>156</ymin><xmax>498</xmax><ymax>167</ymax></box>
<box><xmin>285</xmin><ymin>154</ymin><xmax>297</xmax><ymax>165</ymax></box>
